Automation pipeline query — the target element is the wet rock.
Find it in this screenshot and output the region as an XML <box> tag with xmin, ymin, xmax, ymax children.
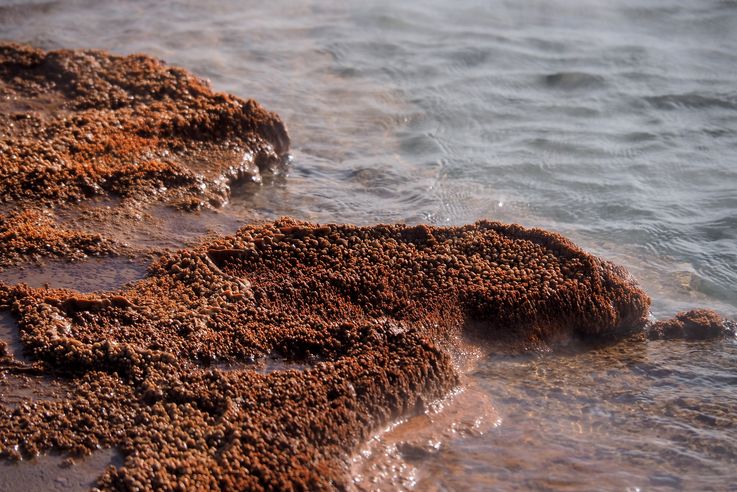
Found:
<box><xmin>0</xmin><ymin>219</ymin><xmax>651</xmax><ymax>490</ymax></box>
<box><xmin>0</xmin><ymin>209</ymin><xmax>119</xmax><ymax>267</ymax></box>
<box><xmin>647</xmin><ymin>309</ymin><xmax>735</xmax><ymax>340</ymax></box>
<box><xmin>0</xmin><ymin>42</ymin><xmax>289</xmax><ymax>209</ymax></box>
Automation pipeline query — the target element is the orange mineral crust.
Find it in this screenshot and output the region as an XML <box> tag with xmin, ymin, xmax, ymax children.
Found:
<box><xmin>647</xmin><ymin>309</ymin><xmax>736</xmax><ymax>340</ymax></box>
<box><xmin>0</xmin><ymin>43</ymin><xmax>289</xmax><ymax>209</ymax></box>
<box><xmin>0</xmin><ymin>208</ymin><xmax>119</xmax><ymax>267</ymax></box>
<box><xmin>0</xmin><ymin>219</ymin><xmax>651</xmax><ymax>490</ymax></box>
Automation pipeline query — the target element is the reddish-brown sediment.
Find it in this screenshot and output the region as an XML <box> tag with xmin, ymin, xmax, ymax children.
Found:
<box><xmin>0</xmin><ymin>208</ymin><xmax>120</xmax><ymax>267</ymax></box>
<box><xmin>0</xmin><ymin>42</ymin><xmax>289</xmax><ymax>209</ymax></box>
<box><xmin>647</xmin><ymin>309</ymin><xmax>735</xmax><ymax>340</ymax></box>
<box><xmin>0</xmin><ymin>219</ymin><xmax>652</xmax><ymax>489</ymax></box>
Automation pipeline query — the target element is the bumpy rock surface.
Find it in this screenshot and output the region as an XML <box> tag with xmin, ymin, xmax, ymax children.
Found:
<box><xmin>0</xmin><ymin>219</ymin><xmax>651</xmax><ymax>490</ymax></box>
<box><xmin>0</xmin><ymin>42</ymin><xmax>289</xmax><ymax>209</ymax></box>
<box><xmin>647</xmin><ymin>309</ymin><xmax>736</xmax><ymax>340</ymax></box>
<box><xmin>0</xmin><ymin>208</ymin><xmax>119</xmax><ymax>267</ymax></box>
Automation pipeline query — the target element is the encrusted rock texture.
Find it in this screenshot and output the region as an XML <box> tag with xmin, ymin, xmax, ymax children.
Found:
<box><xmin>0</xmin><ymin>42</ymin><xmax>289</xmax><ymax>209</ymax></box>
<box><xmin>0</xmin><ymin>219</ymin><xmax>652</xmax><ymax>489</ymax></box>
<box><xmin>0</xmin><ymin>208</ymin><xmax>118</xmax><ymax>267</ymax></box>
<box><xmin>647</xmin><ymin>309</ymin><xmax>735</xmax><ymax>340</ymax></box>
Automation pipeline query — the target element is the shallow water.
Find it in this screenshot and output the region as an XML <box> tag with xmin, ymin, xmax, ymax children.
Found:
<box><xmin>2</xmin><ymin>0</ymin><xmax>737</xmax><ymax>489</ymax></box>
<box><xmin>0</xmin><ymin>448</ymin><xmax>123</xmax><ymax>492</ymax></box>
<box><xmin>0</xmin><ymin>372</ymin><xmax>72</xmax><ymax>410</ymax></box>
<box><xmin>414</xmin><ymin>337</ymin><xmax>737</xmax><ymax>491</ymax></box>
<box><xmin>0</xmin><ymin>257</ymin><xmax>149</xmax><ymax>293</ymax></box>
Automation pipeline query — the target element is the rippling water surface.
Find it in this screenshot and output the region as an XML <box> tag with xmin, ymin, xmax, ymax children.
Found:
<box><xmin>2</xmin><ymin>0</ymin><xmax>736</xmax><ymax>489</ymax></box>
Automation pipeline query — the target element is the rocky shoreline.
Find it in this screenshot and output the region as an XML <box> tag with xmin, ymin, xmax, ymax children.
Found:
<box><xmin>0</xmin><ymin>43</ymin><xmax>733</xmax><ymax>490</ymax></box>
<box><xmin>0</xmin><ymin>43</ymin><xmax>288</xmax><ymax>209</ymax></box>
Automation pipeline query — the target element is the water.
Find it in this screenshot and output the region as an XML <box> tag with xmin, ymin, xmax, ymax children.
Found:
<box><xmin>2</xmin><ymin>0</ymin><xmax>737</xmax><ymax>489</ymax></box>
<box><xmin>0</xmin><ymin>448</ymin><xmax>123</xmax><ymax>492</ymax></box>
<box><xmin>414</xmin><ymin>338</ymin><xmax>737</xmax><ymax>490</ymax></box>
<box><xmin>0</xmin><ymin>311</ymin><xmax>27</xmax><ymax>362</ymax></box>
<box><xmin>0</xmin><ymin>257</ymin><xmax>148</xmax><ymax>292</ymax></box>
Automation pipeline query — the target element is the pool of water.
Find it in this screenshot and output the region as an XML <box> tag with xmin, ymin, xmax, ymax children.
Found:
<box><xmin>2</xmin><ymin>0</ymin><xmax>736</xmax><ymax>489</ymax></box>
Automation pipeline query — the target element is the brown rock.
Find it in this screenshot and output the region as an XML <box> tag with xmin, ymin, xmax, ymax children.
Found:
<box><xmin>0</xmin><ymin>219</ymin><xmax>651</xmax><ymax>490</ymax></box>
<box><xmin>0</xmin><ymin>42</ymin><xmax>664</xmax><ymax>491</ymax></box>
<box><xmin>647</xmin><ymin>309</ymin><xmax>735</xmax><ymax>340</ymax></box>
<box><xmin>0</xmin><ymin>42</ymin><xmax>289</xmax><ymax>209</ymax></box>
<box><xmin>0</xmin><ymin>208</ymin><xmax>118</xmax><ymax>267</ymax></box>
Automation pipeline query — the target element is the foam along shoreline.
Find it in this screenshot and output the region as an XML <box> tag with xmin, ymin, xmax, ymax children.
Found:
<box><xmin>0</xmin><ymin>42</ymin><xmax>734</xmax><ymax>490</ymax></box>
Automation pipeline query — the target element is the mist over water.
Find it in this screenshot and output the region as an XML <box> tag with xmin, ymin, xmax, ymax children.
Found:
<box><xmin>2</xmin><ymin>0</ymin><xmax>736</xmax><ymax>489</ymax></box>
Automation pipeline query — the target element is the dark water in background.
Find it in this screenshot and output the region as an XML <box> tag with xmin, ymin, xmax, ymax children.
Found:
<box><xmin>2</xmin><ymin>0</ymin><xmax>737</xmax><ymax>489</ymax></box>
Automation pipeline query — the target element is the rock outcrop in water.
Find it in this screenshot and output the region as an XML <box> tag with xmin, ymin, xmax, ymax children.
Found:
<box><xmin>0</xmin><ymin>219</ymin><xmax>651</xmax><ymax>489</ymax></box>
<box><xmin>0</xmin><ymin>43</ymin><xmax>289</xmax><ymax>209</ymax></box>
<box><xmin>647</xmin><ymin>309</ymin><xmax>735</xmax><ymax>340</ymax></box>
<box><xmin>1</xmin><ymin>42</ymin><xmax>730</xmax><ymax>491</ymax></box>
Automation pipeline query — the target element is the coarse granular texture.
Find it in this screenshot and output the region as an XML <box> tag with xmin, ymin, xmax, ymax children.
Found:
<box><xmin>0</xmin><ymin>219</ymin><xmax>652</xmax><ymax>490</ymax></box>
<box><xmin>0</xmin><ymin>42</ymin><xmax>289</xmax><ymax>209</ymax></box>
<box><xmin>0</xmin><ymin>208</ymin><xmax>119</xmax><ymax>267</ymax></box>
<box><xmin>647</xmin><ymin>309</ymin><xmax>736</xmax><ymax>340</ymax></box>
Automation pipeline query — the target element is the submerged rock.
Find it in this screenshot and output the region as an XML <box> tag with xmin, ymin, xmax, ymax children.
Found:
<box><xmin>0</xmin><ymin>42</ymin><xmax>289</xmax><ymax>209</ymax></box>
<box><xmin>0</xmin><ymin>219</ymin><xmax>651</xmax><ymax>490</ymax></box>
<box><xmin>647</xmin><ymin>309</ymin><xmax>735</xmax><ymax>340</ymax></box>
